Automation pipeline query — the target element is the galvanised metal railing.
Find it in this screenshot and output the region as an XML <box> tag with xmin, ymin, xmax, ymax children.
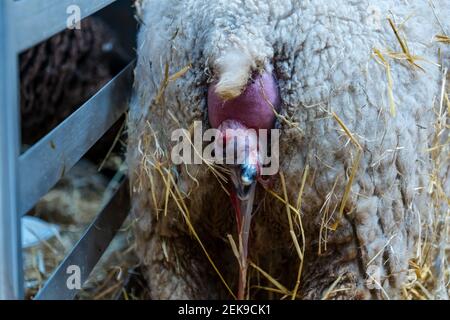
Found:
<box><xmin>0</xmin><ymin>0</ymin><xmax>133</xmax><ymax>300</ymax></box>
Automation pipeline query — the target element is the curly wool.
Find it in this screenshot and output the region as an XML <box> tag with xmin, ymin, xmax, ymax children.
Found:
<box><xmin>128</xmin><ymin>0</ymin><xmax>449</xmax><ymax>299</ymax></box>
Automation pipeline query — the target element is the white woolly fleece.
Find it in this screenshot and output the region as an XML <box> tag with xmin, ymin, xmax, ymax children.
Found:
<box><xmin>128</xmin><ymin>0</ymin><xmax>449</xmax><ymax>300</ymax></box>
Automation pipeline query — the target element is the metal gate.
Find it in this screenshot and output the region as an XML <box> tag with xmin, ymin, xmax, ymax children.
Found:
<box><xmin>0</xmin><ymin>0</ymin><xmax>133</xmax><ymax>300</ymax></box>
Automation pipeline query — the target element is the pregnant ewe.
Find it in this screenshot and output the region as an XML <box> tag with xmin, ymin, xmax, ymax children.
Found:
<box><xmin>128</xmin><ymin>0</ymin><xmax>450</xmax><ymax>299</ymax></box>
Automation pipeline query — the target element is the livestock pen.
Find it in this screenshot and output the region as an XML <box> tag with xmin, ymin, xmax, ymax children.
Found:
<box><xmin>0</xmin><ymin>0</ymin><xmax>449</xmax><ymax>302</ymax></box>
<box><xmin>0</xmin><ymin>0</ymin><xmax>136</xmax><ymax>300</ymax></box>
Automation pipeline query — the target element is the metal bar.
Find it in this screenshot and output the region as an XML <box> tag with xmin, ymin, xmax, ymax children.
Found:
<box><xmin>11</xmin><ymin>0</ymin><xmax>117</xmax><ymax>53</ymax></box>
<box><xmin>0</xmin><ymin>1</ymin><xmax>24</xmax><ymax>300</ymax></box>
<box><xmin>18</xmin><ymin>61</ymin><xmax>134</xmax><ymax>216</ymax></box>
<box><xmin>35</xmin><ymin>177</ymin><xmax>130</xmax><ymax>300</ymax></box>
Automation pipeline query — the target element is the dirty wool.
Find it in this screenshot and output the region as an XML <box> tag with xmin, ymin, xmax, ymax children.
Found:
<box><xmin>128</xmin><ymin>0</ymin><xmax>450</xmax><ymax>299</ymax></box>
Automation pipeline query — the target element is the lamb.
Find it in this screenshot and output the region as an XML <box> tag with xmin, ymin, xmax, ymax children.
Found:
<box><xmin>128</xmin><ymin>0</ymin><xmax>450</xmax><ymax>299</ymax></box>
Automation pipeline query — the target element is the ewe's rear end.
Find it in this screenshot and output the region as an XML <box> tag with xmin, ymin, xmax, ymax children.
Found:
<box><xmin>128</xmin><ymin>0</ymin><xmax>450</xmax><ymax>299</ymax></box>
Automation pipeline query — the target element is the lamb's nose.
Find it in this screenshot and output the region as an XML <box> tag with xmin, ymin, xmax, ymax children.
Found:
<box><xmin>207</xmin><ymin>67</ymin><xmax>281</xmax><ymax>131</ymax></box>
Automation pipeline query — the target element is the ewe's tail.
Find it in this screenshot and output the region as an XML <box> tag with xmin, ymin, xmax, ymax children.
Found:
<box><xmin>214</xmin><ymin>48</ymin><xmax>256</xmax><ymax>100</ymax></box>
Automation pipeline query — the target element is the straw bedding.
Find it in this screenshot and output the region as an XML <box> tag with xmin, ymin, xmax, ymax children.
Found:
<box><xmin>128</xmin><ymin>0</ymin><xmax>449</xmax><ymax>299</ymax></box>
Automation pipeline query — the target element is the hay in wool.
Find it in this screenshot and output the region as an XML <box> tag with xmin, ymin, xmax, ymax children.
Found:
<box><xmin>128</xmin><ymin>0</ymin><xmax>450</xmax><ymax>299</ymax></box>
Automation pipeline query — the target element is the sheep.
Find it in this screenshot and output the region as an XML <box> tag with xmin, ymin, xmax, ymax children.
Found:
<box><xmin>128</xmin><ymin>0</ymin><xmax>450</xmax><ymax>299</ymax></box>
